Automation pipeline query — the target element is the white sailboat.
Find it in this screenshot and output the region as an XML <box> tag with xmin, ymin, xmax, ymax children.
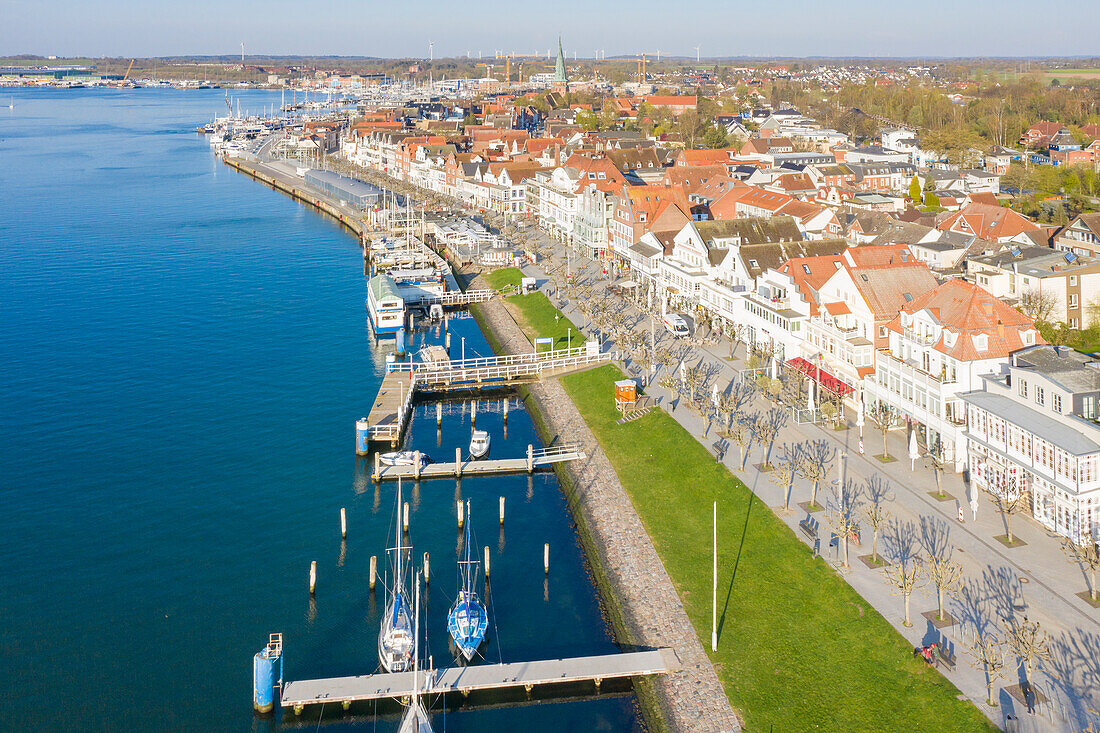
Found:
<box><xmin>378</xmin><ymin>479</ymin><xmax>416</xmax><ymax>673</ymax></box>
<box><xmin>398</xmin><ymin>572</ymin><xmax>434</xmax><ymax>733</ymax></box>
<box><xmin>447</xmin><ymin>500</ymin><xmax>488</xmax><ymax>661</ymax></box>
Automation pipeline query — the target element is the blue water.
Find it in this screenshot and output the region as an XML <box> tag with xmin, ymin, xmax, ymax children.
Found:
<box><xmin>0</xmin><ymin>88</ymin><xmax>642</xmax><ymax>732</ymax></box>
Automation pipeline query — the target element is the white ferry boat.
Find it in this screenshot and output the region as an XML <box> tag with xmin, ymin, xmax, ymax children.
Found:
<box><xmin>367</xmin><ymin>274</ymin><xmax>405</xmax><ymax>336</ymax></box>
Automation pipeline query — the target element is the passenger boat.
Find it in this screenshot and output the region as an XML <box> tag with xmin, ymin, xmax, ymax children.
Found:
<box><xmin>397</xmin><ymin>572</ymin><xmax>433</xmax><ymax>733</ymax></box>
<box><xmin>366</xmin><ymin>274</ymin><xmax>406</xmax><ymax>336</ymax></box>
<box><xmin>378</xmin><ymin>480</ymin><xmax>416</xmax><ymax>673</ymax></box>
<box><xmin>447</xmin><ymin>501</ymin><xmax>488</xmax><ymax>662</ymax></box>
<box><xmin>468</xmin><ymin>430</ymin><xmax>490</xmax><ymax>459</ymax></box>
<box><xmin>378</xmin><ymin>450</ymin><xmax>430</xmax><ymax>467</ymax></box>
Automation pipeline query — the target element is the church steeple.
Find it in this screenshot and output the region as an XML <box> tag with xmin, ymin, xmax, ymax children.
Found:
<box><xmin>553</xmin><ymin>35</ymin><xmax>568</xmax><ymax>92</ymax></box>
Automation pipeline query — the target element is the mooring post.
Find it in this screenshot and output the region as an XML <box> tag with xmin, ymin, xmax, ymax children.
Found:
<box><xmin>526</xmin><ymin>444</ymin><xmax>534</xmax><ymax>474</ymax></box>
<box><xmin>369</xmin><ymin>555</ymin><xmax>377</xmax><ymax>591</ymax></box>
<box><xmin>309</xmin><ymin>561</ymin><xmax>317</xmax><ymax>595</ymax></box>
<box><xmin>340</xmin><ymin>507</ymin><xmax>347</xmax><ymax>540</ymax></box>
<box><xmin>414</xmin><ymin>450</ymin><xmax>421</xmax><ymax>480</ymax></box>
<box><xmin>499</xmin><ymin>496</ymin><xmax>505</xmax><ymax>525</ymax></box>
<box><xmin>484</xmin><ymin>545</ymin><xmax>491</xmax><ymax>579</ymax></box>
<box><xmin>445</xmin><ymin>331</ymin><xmax>451</xmax><ymax>354</ymax></box>
<box><xmin>455</xmin><ymin>446</ymin><xmax>462</xmax><ymax>478</ymax></box>
<box><xmin>403</xmin><ymin>502</ymin><xmax>410</xmax><ymax>533</ymax></box>
<box><xmin>457</xmin><ymin>499</ymin><xmax>464</xmax><ymax>529</ymax></box>
<box><xmin>423</xmin><ymin>552</ymin><xmax>430</xmax><ymax>585</ymax></box>
<box><xmin>471</xmin><ymin>400</ymin><xmax>476</xmax><ymax>425</ymax></box>
<box><xmin>503</xmin><ymin>399</ymin><xmax>508</xmax><ymax>421</ymax></box>
<box><xmin>373</xmin><ymin>452</ymin><xmax>380</xmax><ymax>482</ymax></box>
<box><xmin>436</xmin><ymin>402</ymin><xmax>442</xmax><ymax>426</ymax></box>
<box><xmin>543</xmin><ymin>543</ymin><xmax>549</xmax><ymax>575</ymax></box>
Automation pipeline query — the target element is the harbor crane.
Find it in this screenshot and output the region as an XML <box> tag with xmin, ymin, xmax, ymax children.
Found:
<box><xmin>475</xmin><ymin>63</ymin><xmax>493</xmax><ymax>80</ymax></box>
<box><xmin>635</xmin><ymin>51</ymin><xmax>665</xmax><ymax>82</ymax></box>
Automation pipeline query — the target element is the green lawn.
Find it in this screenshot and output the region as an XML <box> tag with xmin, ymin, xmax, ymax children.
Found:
<box><xmin>481</xmin><ymin>266</ymin><xmax>524</xmax><ymax>291</ymax></box>
<box><xmin>503</xmin><ymin>290</ymin><xmax>580</xmax><ymax>351</ymax></box>
<box><xmin>559</xmin><ymin>366</ymin><xmax>995</xmax><ymax>732</ymax></box>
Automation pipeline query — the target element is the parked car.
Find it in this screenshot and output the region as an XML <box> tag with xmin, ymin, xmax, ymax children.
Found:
<box><xmin>662</xmin><ymin>314</ymin><xmax>691</xmax><ymax>337</ymax></box>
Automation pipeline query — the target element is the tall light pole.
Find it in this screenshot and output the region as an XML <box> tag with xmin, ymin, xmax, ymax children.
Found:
<box><xmin>711</xmin><ymin>500</ymin><xmax>718</xmax><ymax>652</ymax></box>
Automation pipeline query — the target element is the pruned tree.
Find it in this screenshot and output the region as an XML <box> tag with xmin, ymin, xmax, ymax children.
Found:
<box><xmin>885</xmin><ymin>556</ymin><xmax>925</xmax><ymax>627</ymax></box>
<box><xmin>1004</xmin><ymin>616</ymin><xmax>1052</xmax><ymax>694</ymax></box>
<box><xmin>769</xmin><ymin>444</ymin><xmax>798</xmax><ymax>513</ymax></box>
<box><xmin>727</xmin><ymin>322</ymin><xmax>747</xmax><ymax>360</ymax></box>
<box><xmin>1061</xmin><ymin>531</ymin><xmax>1100</xmax><ymax>602</ymax></box>
<box><xmin>866</xmin><ymin>401</ymin><xmax>903</xmax><ymax>459</ymax></box>
<box><xmin>925</xmin><ymin>551</ymin><xmax>964</xmax><ymax>622</ymax></box>
<box><xmin>727</xmin><ymin>419</ymin><xmax>755</xmax><ymax>470</ymax></box>
<box><xmin>827</xmin><ymin>478</ymin><xmax>863</xmax><ymax>569</ymax></box>
<box><xmin>989</xmin><ymin>470</ymin><xmax>1028</xmax><ymax>545</ymax></box>
<box><xmin>862</xmin><ymin>474</ymin><xmax>893</xmax><ymax>564</ymax></box>
<box><xmin>797</xmin><ymin>438</ymin><xmax>834</xmax><ymax>511</ymax></box>
<box><xmin>752</xmin><ymin>407</ymin><xmax>787</xmax><ymax>469</ymax></box>
<box><xmin>965</xmin><ymin>629</ymin><xmax>1007</xmax><ymax>707</ymax></box>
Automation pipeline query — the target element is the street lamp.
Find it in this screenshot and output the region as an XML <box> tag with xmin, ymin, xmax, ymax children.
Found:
<box><xmin>568</xmin><ymin>327</ymin><xmax>572</xmax><ymax>351</ymax></box>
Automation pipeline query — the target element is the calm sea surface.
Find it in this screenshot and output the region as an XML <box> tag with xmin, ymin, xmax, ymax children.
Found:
<box><xmin>0</xmin><ymin>88</ymin><xmax>642</xmax><ymax>732</ymax></box>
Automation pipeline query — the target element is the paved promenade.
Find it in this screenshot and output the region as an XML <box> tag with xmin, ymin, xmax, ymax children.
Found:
<box><xmin>471</xmin><ymin>273</ymin><xmax>743</xmax><ymax>733</ymax></box>
<box><xmin>522</xmin><ymin>245</ymin><xmax>1100</xmax><ymax>733</ymax></box>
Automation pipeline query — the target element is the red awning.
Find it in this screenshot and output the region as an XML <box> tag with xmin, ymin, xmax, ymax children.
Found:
<box><xmin>785</xmin><ymin>357</ymin><xmax>856</xmax><ymax>397</ymax></box>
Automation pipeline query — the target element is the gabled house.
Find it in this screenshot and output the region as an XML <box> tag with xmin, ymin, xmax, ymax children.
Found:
<box><xmin>937</xmin><ymin>202</ymin><xmax>1041</xmax><ymax>244</ymax></box>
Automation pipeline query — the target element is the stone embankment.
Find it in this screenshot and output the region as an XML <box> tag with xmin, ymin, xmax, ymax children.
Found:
<box><xmin>472</xmin><ymin>280</ymin><xmax>742</xmax><ymax>733</ymax></box>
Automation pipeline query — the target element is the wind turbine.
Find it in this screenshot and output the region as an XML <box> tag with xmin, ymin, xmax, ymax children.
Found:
<box><xmin>428</xmin><ymin>40</ymin><xmax>434</xmax><ymax>61</ymax></box>
<box><xmin>694</xmin><ymin>46</ymin><xmax>700</xmax><ymax>63</ymax></box>
<box><xmin>240</xmin><ymin>42</ymin><xmax>244</xmax><ymax>63</ymax></box>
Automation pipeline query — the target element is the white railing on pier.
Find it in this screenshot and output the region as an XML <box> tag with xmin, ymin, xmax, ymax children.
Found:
<box><xmin>407</xmin><ymin>289</ymin><xmax>497</xmax><ymax>307</ymax></box>
<box><xmin>387</xmin><ymin>344</ymin><xmax>596</xmax><ymax>374</ymax></box>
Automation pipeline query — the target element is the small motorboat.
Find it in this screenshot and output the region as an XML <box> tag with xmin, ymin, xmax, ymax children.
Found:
<box><xmin>468</xmin><ymin>430</ymin><xmax>490</xmax><ymax>459</ymax></box>
<box><xmin>379</xmin><ymin>450</ymin><xmax>430</xmax><ymax>467</ymax></box>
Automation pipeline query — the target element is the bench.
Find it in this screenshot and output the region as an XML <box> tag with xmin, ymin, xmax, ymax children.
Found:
<box><xmin>936</xmin><ymin>645</ymin><xmax>957</xmax><ymax>671</ymax></box>
<box><xmin>799</xmin><ymin>519</ymin><xmax>818</xmax><ymax>540</ymax></box>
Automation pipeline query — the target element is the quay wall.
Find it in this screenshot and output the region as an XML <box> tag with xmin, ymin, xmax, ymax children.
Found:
<box><xmin>470</xmin><ymin>290</ymin><xmax>742</xmax><ymax>733</ymax></box>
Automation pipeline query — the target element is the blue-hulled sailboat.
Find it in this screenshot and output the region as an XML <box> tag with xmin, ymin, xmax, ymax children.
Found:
<box><xmin>447</xmin><ymin>500</ymin><xmax>488</xmax><ymax>662</ymax></box>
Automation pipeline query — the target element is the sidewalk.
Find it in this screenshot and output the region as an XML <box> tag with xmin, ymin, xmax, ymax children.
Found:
<box><xmin>522</xmin><ymin>246</ymin><xmax>1100</xmax><ymax>733</ymax></box>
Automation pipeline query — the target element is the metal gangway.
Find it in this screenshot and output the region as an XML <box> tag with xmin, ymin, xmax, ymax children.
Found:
<box><xmin>387</xmin><ymin>344</ymin><xmax>611</xmax><ymax>390</ymax></box>
<box><xmin>371</xmin><ymin>442</ymin><xmax>586</xmax><ymax>481</ymax></box>
<box><xmin>407</xmin><ymin>288</ymin><xmax>498</xmax><ymax>308</ymax></box>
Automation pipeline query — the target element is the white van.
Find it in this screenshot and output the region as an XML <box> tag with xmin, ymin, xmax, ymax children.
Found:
<box><xmin>662</xmin><ymin>314</ymin><xmax>690</xmax><ymax>337</ymax></box>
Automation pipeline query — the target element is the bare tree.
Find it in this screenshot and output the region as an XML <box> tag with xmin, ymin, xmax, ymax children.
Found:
<box><xmin>866</xmin><ymin>402</ymin><xmax>903</xmax><ymax>460</ymax></box>
<box><xmin>924</xmin><ymin>551</ymin><xmax>964</xmax><ymax>623</ymax></box>
<box><xmin>862</xmin><ymin>475</ymin><xmax>893</xmax><ymax>564</ymax></box>
<box><xmin>1004</xmin><ymin>616</ymin><xmax>1052</xmax><ymax>694</ymax></box>
<box><xmin>989</xmin><ymin>471</ymin><xmax>1028</xmax><ymax>545</ymax></box>
<box><xmin>1018</xmin><ymin>287</ymin><xmax>1059</xmax><ymax>324</ymax></box>
<box><xmin>752</xmin><ymin>407</ymin><xmax>787</xmax><ymax>469</ymax></box>
<box><xmin>1061</xmin><ymin>531</ymin><xmax>1100</xmax><ymax>602</ymax></box>
<box><xmin>727</xmin><ymin>419</ymin><xmax>755</xmax><ymax>470</ymax></box>
<box><xmin>797</xmin><ymin>439</ymin><xmax>834</xmax><ymax>511</ymax></box>
<box><xmin>885</xmin><ymin>556</ymin><xmax>925</xmax><ymax>627</ymax></box>
<box><xmin>727</xmin><ymin>322</ymin><xmax>746</xmax><ymax>360</ymax></box>
<box><xmin>966</xmin><ymin>629</ymin><xmax>1007</xmax><ymax>706</ymax></box>
<box><xmin>770</xmin><ymin>444</ymin><xmax>798</xmax><ymax>513</ymax></box>
<box><xmin>827</xmin><ymin>479</ymin><xmax>863</xmax><ymax>569</ymax></box>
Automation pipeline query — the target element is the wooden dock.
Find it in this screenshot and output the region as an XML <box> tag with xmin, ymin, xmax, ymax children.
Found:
<box><xmin>366</xmin><ymin>372</ymin><xmax>414</xmax><ymax>445</ymax></box>
<box><xmin>372</xmin><ymin>444</ymin><xmax>585</xmax><ymax>481</ymax></box>
<box><xmin>281</xmin><ymin>648</ymin><xmax>679</xmax><ymax>712</ymax></box>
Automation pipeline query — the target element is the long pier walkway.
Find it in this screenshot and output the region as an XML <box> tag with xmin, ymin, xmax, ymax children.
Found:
<box><xmin>281</xmin><ymin>649</ymin><xmax>679</xmax><ymax>712</ymax></box>
<box><xmin>371</xmin><ymin>444</ymin><xmax>585</xmax><ymax>481</ymax></box>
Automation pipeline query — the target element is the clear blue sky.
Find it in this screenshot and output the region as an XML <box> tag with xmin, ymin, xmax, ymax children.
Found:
<box><xmin>3</xmin><ymin>0</ymin><xmax>1097</xmax><ymax>59</ymax></box>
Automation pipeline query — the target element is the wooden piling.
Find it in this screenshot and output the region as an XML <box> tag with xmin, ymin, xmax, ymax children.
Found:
<box><xmin>543</xmin><ymin>543</ymin><xmax>549</xmax><ymax>575</ymax></box>
<box><xmin>369</xmin><ymin>555</ymin><xmax>377</xmax><ymax>591</ymax></box>
<box><xmin>503</xmin><ymin>399</ymin><xmax>508</xmax><ymax>421</ymax></box>
<box><xmin>445</xmin><ymin>331</ymin><xmax>451</xmax><ymax>354</ymax></box>
<box><xmin>373</xmin><ymin>452</ymin><xmax>380</xmax><ymax>482</ymax></box>
<box><xmin>414</xmin><ymin>450</ymin><xmax>421</xmax><ymax>480</ymax></box>
<box><xmin>471</xmin><ymin>400</ymin><xmax>476</xmax><ymax>425</ymax></box>
<box><xmin>457</xmin><ymin>499</ymin><xmax>464</xmax><ymax>529</ymax></box>
<box><xmin>309</xmin><ymin>561</ymin><xmax>317</xmax><ymax>595</ymax></box>
<box><xmin>484</xmin><ymin>546</ymin><xmax>491</xmax><ymax>579</ymax></box>
<box><xmin>436</xmin><ymin>402</ymin><xmax>442</xmax><ymax>426</ymax></box>
<box><xmin>340</xmin><ymin>507</ymin><xmax>347</xmax><ymax>539</ymax></box>
<box><xmin>403</xmin><ymin>502</ymin><xmax>410</xmax><ymax>533</ymax></box>
<box><xmin>455</xmin><ymin>446</ymin><xmax>462</xmax><ymax>478</ymax></box>
<box><xmin>499</xmin><ymin>496</ymin><xmax>505</xmax><ymax>525</ymax></box>
<box><xmin>526</xmin><ymin>444</ymin><xmax>534</xmax><ymax>474</ymax></box>
<box><xmin>423</xmin><ymin>552</ymin><xmax>430</xmax><ymax>585</ymax></box>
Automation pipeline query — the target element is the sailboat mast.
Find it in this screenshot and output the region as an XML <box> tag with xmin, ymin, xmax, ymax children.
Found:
<box><xmin>396</xmin><ymin>478</ymin><xmax>404</xmax><ymax>585</ymax></box>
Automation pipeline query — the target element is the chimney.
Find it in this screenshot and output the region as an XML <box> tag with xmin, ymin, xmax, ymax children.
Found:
<box><xmin>996</xmin><ymin>319</ymin><xmax>1004</xmax><ymax>339</ymax></box>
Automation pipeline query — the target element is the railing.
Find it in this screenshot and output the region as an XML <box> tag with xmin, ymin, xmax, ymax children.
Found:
<box><xmin>387</xmin><ymin>345</ymin><xmax>595</xmax><ymax>374</ymax></box>
<box><xmin>533</xmin><ymin>443</ymin><xmax>584</xmax><ymax>458</ymax></box>
<box><xmin>878</xmin><ymin>350</ymin><xmax>954</xmax><ymax>385</ymax></box>
<box><xmin>368</xmin><ymin>374</ymin><xmax>418</xmax><ymax>441</ymax></box>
